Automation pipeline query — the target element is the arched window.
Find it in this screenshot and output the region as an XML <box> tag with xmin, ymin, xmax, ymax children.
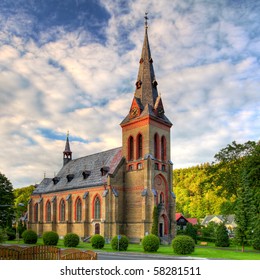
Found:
<box><xmin>34</xmin><ymin>203</ymin><xmax>38</xmax><ymax>222</ymax></box>
<box><xmin>75</xmin><ymin>197</ymin><xmax>82</xmax><ymax>222</ymax></box>
<box><xmin>161</xmin><ymin>136</ymin><xmax>166</xmax><ymax>161</ymax></box>
<box><xmin>128</xmin><ymin>136</ymin><xmax>134</xmax><ymax>161</ymax></box>
<box><xmin>60</xmin><ymin>199</ymin><xmax>65</xmax><ymax>222</ymax></box>
<box><xmin>94</xmin><ymin>196</ymin><xmax>101</xmax><ymax>219</ymax></box>
<box><xmin>154</xmin><ymin>133</ymin><xmax>159</xmax><ymax>159</ymax></box>
<box><xmin>137</xmin><ymin>133</ymin><xmax>143</xmax><ymax>159</ymax></box>
<box><xmin>46</xmin><ymin>200</ymin><xmax>51</xmax><ymax>222</ymax></box>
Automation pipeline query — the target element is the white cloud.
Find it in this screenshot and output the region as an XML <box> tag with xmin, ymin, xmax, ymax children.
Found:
<box><xmin>0</xmin><ymin>0</ymin><xmax>259</xmax><ymax>188</ymax></box>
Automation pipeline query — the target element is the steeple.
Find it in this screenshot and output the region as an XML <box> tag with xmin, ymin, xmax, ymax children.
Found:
<box><xmin>135</xmin><ymin>12</ymin><xmax>158</xmax><ymax>107</ymax></box>
<box><xmin>121</xmin><ymin>13</ymin><xmax>172</xmax><ymax>126</ymax></box>
<box><xmin>63</xmin><ymin>131</ymin><xmax>72</xmax><ymax>166</ymax></box>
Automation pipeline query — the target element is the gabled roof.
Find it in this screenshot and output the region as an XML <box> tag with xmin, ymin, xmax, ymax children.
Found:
<box><xmin>33</xmin><ymin>147</ymin><xmax>123</xmax><ymax>194</ymax></box>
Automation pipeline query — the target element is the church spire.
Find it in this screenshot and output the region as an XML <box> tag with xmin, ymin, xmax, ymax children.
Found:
<box><xmin>134</xmin><ymin>12</ymin><xmax>158</xmax><ymax>107</ymax></box>
<box><xmin>121</xmin><ymin>14</ymin><xmax>171</xmax><ymax>126</ymax></box>
<box><xmin>63</xmin><ymin>131</ymin><xmax>72</xmax><ymax>166</ymax></box>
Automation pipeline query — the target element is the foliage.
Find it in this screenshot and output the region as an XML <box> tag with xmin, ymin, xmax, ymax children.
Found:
<box><xmin>13</xmin><ymin>185</ymin><xmax>35</xmax><ymax>213</ymax></box>
<box><xmin>42</xmin><ymin>231</ymin><xmax>59</xmax><ymax>245</ymax></box>
<box><xmin>90</xmin><ymin>234</ymin><xmax>105</xmax><ymax>249</ymax></box>
<box><xmin>184</xmin><ymin>223</ymin><xmax>198</xmax><ymax>244</ymax></box>
<box><xmin>151</xmin><ymin>206</ymin><xmax>159</xmax><ymax>236</ymax></box>
<box><xmin>172</xmin><ymin>235</ymin><xmax>195</xmax><ymax>255</ymax></box>
<box><xmin>0</xmin><ymin>172</ymin><xmax>15</xmax><ymax>229</ymax></box>
<box><xmin>215</xmin><ymin>223</ymin><xmax>230</xmax><ymax>247</ymax></box>
<box><xmin>0</xmin><ymin>228</ymin><xmax>7</xmax><ymax>243</ymax></box>
<box><xmin>6</xmin><ymin>227</ymin><xmax>16</xmax><ymax>240</ymax></box>
<box><xmin>251</xmin><ymin>212</ymin><xmax>260</xmax><ymax>250</ymax></box>
<box><xmin>17</xmin><ymin>221</ymin><xmax>26</xmax><ymax>238</ymax></box>
<box><xmin>142</xmin><ymin>234</ymin><xmax>160</xmax><ymax>252</ymax></box>
<box><xmin>111</xmin><ymin>235</ymin><xmax>129</xmax><ymax>251</ymax></box>
<box><xmin>22</xmin><ymin>229</ymin><xmax>38</xmax><ymax>244</ymax></box>
<box><xmin>64</xmin><ymin>233</ymin><xmax>80</xmax><ymax>247</ymax></box>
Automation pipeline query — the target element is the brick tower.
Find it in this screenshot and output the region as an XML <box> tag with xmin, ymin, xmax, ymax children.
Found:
<box><xmin>120</xmin><ymin>15</ymin><xmax>176</xmax><ymax>242</ymax></box>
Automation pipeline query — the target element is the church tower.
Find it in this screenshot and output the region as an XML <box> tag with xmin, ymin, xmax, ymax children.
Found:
<box><xmin>120</xmin><ymin>14</ymin><xmax>176</xmax><ymax>242</ymax></box>
<box><xmin>63</xmin><ymin>132</ymin><xmax>72</xmax><ymax>166</ymax></box>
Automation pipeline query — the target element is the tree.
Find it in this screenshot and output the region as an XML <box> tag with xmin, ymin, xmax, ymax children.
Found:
<box><xmin>215</xmin><ymin>223</ymin><xmax>229</xmax><ymax>247</ymax></box>
<box><xmin>184</xmin><ymin>223</ymin><xmax>197</xmax><ymax>244</ymax></box>
<box><xmin>13</xmin><ymin>185</ymin><xmax>35</xmax><ymax>213</ymax></box>
<box><xmin>0</xmin><ymin>173</ymin><xmax>15</xmax><ymax>229</ymax></box>
<box><xmin>151</xmin><ymin>206</ymin><xmax>159</xmax><ymax>236</ymax></box>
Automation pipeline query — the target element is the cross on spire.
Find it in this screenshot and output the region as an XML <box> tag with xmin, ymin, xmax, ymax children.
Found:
<box><xmin>144</xmin><ymin>12</ymin><xmax>148</xmax><ymax>29</ymax></box>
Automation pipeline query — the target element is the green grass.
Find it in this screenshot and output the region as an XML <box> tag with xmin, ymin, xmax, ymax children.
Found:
<box><xmin>5</xmin><ymin>238</ymin><xmax>260</xmax><ymax>260</ymax></box>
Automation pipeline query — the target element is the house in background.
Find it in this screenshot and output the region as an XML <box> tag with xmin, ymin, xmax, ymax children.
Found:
<box><xmin>201</xmin><ymin>215</ymin><xmax>236</xmax><ymax>231</ymax></box>
<box><xmin>175</xmin><ymin>213</ymin><xmax>198</xmax><ymax>230</ymax></box>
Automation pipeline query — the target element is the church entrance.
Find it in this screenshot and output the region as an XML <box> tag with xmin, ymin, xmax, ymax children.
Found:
<box><xmin>159</xmin><ymin>223</ymin><xmax>163</xmax><ymax>237</ymax></box>
<box><xmin>95</xmin><ymin>223</ymin><xmax>100</xmax><ymax>234</ymax></box>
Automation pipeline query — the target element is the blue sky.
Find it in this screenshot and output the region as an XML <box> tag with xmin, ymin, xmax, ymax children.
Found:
<box><xmin>0</xmin><ymin>0</ymin><xmax>259</xmax><ymax>188</ymax></box>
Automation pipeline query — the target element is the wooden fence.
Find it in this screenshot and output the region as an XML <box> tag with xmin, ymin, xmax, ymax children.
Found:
<box><xmin>0</xmin><ymin>245</ymin><xmax>97</xmax><ymax>260</ymax></box>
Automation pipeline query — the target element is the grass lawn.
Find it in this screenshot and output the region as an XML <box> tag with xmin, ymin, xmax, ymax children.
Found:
<box><xmin>5</xmin><ymin>238</ymin><xmax>260</xmax><ymax>260</ymax></box>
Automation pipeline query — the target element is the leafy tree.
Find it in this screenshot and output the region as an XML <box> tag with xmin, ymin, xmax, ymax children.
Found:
<box><xmin>0</xmin><ymin>173</ymin><xmax>15</xmax><ymax>229</ymax></box>
<box><xmin>184</xmin><ymin>223</ymin><xmax>197</xmax><ymax>244</ymax></box>
<box><xmin>13</xmin><ymin>185</ymin><xmax>35</xmax><ymax>213</ymax></box>
<box><xmin>151</xmin><ymin>206</ymin><xmax>159</xmax><ymax>236</ymax></box>
<box><xmin>215</xmin><ymin>223</ymin><xmax>230</xmax><ymax>247</ymax></box>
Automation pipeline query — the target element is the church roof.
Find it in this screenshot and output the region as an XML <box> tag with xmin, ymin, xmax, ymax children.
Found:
<box><xmin>33</xmin><ymin>147</ymin><xmax>123</xmax><ymax>194</ymax></box>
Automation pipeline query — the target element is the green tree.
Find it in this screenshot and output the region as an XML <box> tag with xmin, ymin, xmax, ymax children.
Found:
<box><xmin>215</xmin><ymin>223</ymin><xmax>230</xmax><ymax>247</ymax></box>
<box><xmin>0</xmin><ymin>173</ymin><xmax>15</xmax><ymax>229</ymax></box>
<box><xmin>184</xmin><ymin>223</ymin><xmax>197</xmax><ymax>244</ymax></box>
<box><xmin>13</xmin><ymin>185</ymin><xmax>35</xmax><ymax>213</ymax></box>
<box><xmin>151</xmin><ymin>206</ymin><xmax>159</xmax><ymax>236</ymax></box>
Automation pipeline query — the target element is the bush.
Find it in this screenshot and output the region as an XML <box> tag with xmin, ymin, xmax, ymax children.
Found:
<box><xmin>215</xmin><ymin>223</ymin><xmax>230</xmax><ymax>247</ymax></box>
<box><xmin>6</xmin><ymin>227</ymin><xmax>16</xmax><ymax>240</ymax></box>
<box><xmin>172</xmin><ymin>235</ymin><xmax>195</xmax><ymax>255</ymax></box>
<box><xmin>111</xmin><ymin>235</ymin><xmax>129</xmax><ymax>251</ymax></box>
<box><xmin>142</xmin><ymin>234</ymin><xmax>160</xmax><ymax>252</ymax></box>
<box><xmin>22</xmin><ymin>229</ymin><xmax>38</xmax><ymax>244</ymax></box>
<box><xmin>64</xmin><ymin>233</ymin><xmax>80</xmax><ymax>247</ymax></box>
<box><xmin>43</xmin><ymin>231</ymin><xmax>59</xmax><ymax>246</ymax></box>
<box><xmin>91</xmin><ymin>234</ymin><xmax>105</xmax><ymax>249</ymax></box>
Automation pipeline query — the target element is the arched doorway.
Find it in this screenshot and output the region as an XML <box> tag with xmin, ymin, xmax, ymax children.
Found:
<box><xmin>159</xmin><ymin>214</ymin><xmax>168</xmax><ymax>237</ymax></box>
<box><xmin>95</xmin><ymin>223</ymin><xmax>100</xmax><ymax>234</ymax></box>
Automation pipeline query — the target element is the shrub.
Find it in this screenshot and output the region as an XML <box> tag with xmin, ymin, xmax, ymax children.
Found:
<box><xmin>6</xmin><ymin>227</ymin><xmax>16</xmax><ymax>240</ymax></box>
<box><xmin>215</xmin><ymin>223</ymin><xmax>230</xmax><ymax>247</ymax></box>
<box><xmin>142</xmin><ymin>234</ymin><xmax>160</xmax><ymax>252</ymax></box>
<box><xmin>91</xmin><ymin>234</ymin><xmax>105</xmax><ymax>249</ymax></box>
<box><xmin>22</xmin><ymin>229</ymin><xmax>38</xmax><ymax>244</ymax></box>
<box><xmin>172</xmin><ymin>235</ymin><xmax>195</xmax><ymax>255</ymax></box>
<box><xmin>64</xmin><ymin>233</ymin><xmax>80</xmax><ymax>247</ymax></box>
<box><xmin>111</xmin><ymin>235</ymin><xmax>129</xmax><ymax>251</ymax></box>
<box><xmin>43</xmin><ymin>231</ymin><xmax>59</xmax><ymax>246</ymax></box>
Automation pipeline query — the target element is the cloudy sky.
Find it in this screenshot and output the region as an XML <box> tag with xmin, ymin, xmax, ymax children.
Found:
<box><xmin>0</xmin><ymin>0</ymin><xmax>259</xmax><ymax>189</ymax></box>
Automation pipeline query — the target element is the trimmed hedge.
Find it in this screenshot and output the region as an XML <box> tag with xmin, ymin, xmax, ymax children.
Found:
<box><xmin>43</xmin><ymin>231</ymin><xmax>59</xmax><ymax>246</ymax></box>
<box><xmin>111</xmin><ymin>235</ymin><xmax>129</xmax><ymax>251</ymax></box>
<box><xmin>64</xmin><ymin>233</ymin><xmax>80</xmax><ymax>247</ymax></box>
<box><xmin>22</xmin><ymin>229</ymin><xmax>38</xmax><ymax>244</ymax></box>
<box><xmin>172</xmin><ymin>235</ymin><xmax>195</xmax><ymax>255</ymax></box>
<box><xmin>91</xmin><ymin>234</ymin><xmax>105</xmax><ymax>249</ymax></box>
<box><xmin>142</xmin><ymin>234</ymin><xmax>160</xmax><ymax>252</ymax></box>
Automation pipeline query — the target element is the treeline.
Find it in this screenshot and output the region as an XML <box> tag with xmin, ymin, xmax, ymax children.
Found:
<box><xmin>173</xmin><ymin>141</ymin><xmax>259</xmax><ymax>220</ymax></box>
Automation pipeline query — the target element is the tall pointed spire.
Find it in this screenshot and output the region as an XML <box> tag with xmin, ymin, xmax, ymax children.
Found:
<box><xmin>63</xmin><ymin>131</ymin><xmax>72</xmax><ymax>166</ymax></box>
<box><xmin>121</xmin><ymin>13</ymin><xmax>172</xmax><ymax>127</ymax></box>
<box><xmin>134</xmin><ymin>12</ymin><xmax>158</xmax><ymax>107</ymax></box>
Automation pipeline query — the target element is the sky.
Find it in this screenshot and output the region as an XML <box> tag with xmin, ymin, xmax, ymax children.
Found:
<box><xmin>0</xmin><ymin>0</ymin><xmax>259</xmax><ymax>189</ymax></box>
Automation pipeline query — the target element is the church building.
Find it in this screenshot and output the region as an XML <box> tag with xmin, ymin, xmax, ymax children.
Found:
<box><xmin>28</xmin><ymin>17</ymin><xmax>176</xmax><ymax>243</ymax></box>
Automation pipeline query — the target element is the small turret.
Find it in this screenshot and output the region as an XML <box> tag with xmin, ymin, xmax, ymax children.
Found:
<box><xmin>63</xmin><ymin>131</ymin><xmax>72</xmax><ymax>166</ymax></box>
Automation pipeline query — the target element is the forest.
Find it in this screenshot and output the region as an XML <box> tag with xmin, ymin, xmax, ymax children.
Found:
<box><xmin>173</xmin><ymin>140</ymin><xmax>260</xmax><ymax>221</ymax></box>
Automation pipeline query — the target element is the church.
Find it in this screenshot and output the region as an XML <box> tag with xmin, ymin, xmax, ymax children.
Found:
<box><xmin>28</xmin><ymin>18</ymin><xmax>176</xmax><ymax>243</ymax></box>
